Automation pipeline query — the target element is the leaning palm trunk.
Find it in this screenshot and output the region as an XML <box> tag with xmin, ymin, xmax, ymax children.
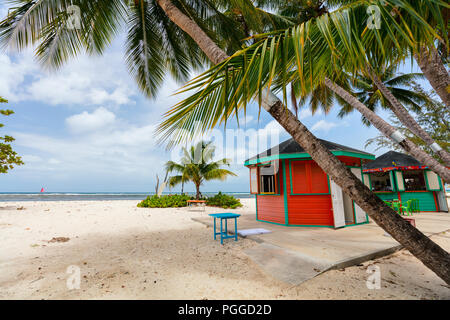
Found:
<box><xmin>156</xmin><ymin>0</ymin><xmax>450</xmax><ymax>284</ymax></box>
<box><xmin>324</xmin><ymin>78</ymin><xmax>450</xmax><ymax>183</ymax></box>
<box><xmin>368</xmin><ymin>70</ymin><xmax>450</xmax><ymax>166</ymax></box>
<box><xmin>414</xmin><ymin>46</ymin><xmax>450</xmax><ymax>110</ymax></box>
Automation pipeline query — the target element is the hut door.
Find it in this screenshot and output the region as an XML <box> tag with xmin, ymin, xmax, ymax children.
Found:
<box><xmin>330</xmin><ymin>179</ymin><xmax>346</xmax><ymax>228</ymax></box>
<box><xmin>350</xmin><ymin>168</ymin><xmax>368</xmax><ymax>224</ymax></box>
<box><xmin>437</xmin><ymin>191</ymin><xmax>449</xmax><ymax>212</ymax></box>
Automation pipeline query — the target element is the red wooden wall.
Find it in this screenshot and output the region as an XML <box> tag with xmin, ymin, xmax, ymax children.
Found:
<box><xmin>285</xmin><ymin>159</ymin><xmax>334</xmax><ymax>226</ymax></box>
<box><xmin>254</xmin><ymin>157</ymin><xmax>363</xmax><ymax>226</ymax></box>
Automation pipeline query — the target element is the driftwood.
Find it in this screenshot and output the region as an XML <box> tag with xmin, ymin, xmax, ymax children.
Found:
<box><xmin>155</xmin><ymin>171</ymin><xmax>170</xmax><ymax>197</ymax></box>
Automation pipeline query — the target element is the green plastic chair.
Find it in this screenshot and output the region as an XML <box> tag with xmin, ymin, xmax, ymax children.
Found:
<box><xmin>383</xmin><ymin>200</ymin><xmax>393</xmax><ymax>208</ymax></box>
<box><xmin>398</xmin><ymin>200</ymin><xmax>414</xmax><ymax>216</ymax></box>
<box><xmin>411</xmin><ymin>199</ymin><xmax>420</xmax><ymax>213</ymax></box>
<box><xmin>391</xmin><ymin>201</ymin><xmax>402</xmax><ymax>215</ymax></box>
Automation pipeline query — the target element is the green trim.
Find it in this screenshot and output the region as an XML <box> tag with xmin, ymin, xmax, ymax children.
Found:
<box><xmin>256</xmin><ymin>217</ymin><xmax>369</xmax><ymax>228</ymax></box>
<box><xmin>352</xmin><ymin>199</ymin><xmax>357</xmax><ymax>225</ymax></box>
<box><xmin>342</xmin><ymin>221</ymin><xmax>370</xmax><ymax>228</ymax></box>
<box><xmin>244</xmin><ymin>150</ymin><xmax>375</xmax><ymax>166</ymax></box>
<box><xmin>282</xmin><ymin>160</ymin><xmax>289</xmax><ymax>225</ymax></box>
<box><xmin>255</xmin><ymin>195</ymin><xmax>258</xmax><ymax>220</ymax></box>
<box><xmin>288</xmin><ymin>159</ymin><xmax>331</xmax><ymax>195</ymax></box>
<box><xmin>258</xmin><ymin>193</ymin><xmax>281</xmax><ymax>196</ymax></box>
<box><xmin>332</xmin><ymin>150</ymin><xmax>375</xmax><ymax>160</ymax></box>
<box><xmin>256</xmin><ymin>218</ymin><xmax>334</xmax><ymax>228</ymax></box>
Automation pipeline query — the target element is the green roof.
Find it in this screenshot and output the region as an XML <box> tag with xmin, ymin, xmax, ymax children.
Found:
<box><xmin>244</xmin><ymin>138</ymin><xmax>375</xmax><ymax>165</ymax></box>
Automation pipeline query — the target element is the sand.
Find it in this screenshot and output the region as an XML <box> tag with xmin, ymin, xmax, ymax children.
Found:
<box><xmin>0</xmin><ymin>199</ymin><xmax>449</xmax><ymax>300</ymax></box>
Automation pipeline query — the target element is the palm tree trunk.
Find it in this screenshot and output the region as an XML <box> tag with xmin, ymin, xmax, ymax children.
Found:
<box><xmin>195</xmin><ymin>183</ymin><xmax>200</xmax><ymax>200</ymax></box>
<box><xmin>324</xmin><ymin>78</ymin><xmax>450</xmax><ymax>183</ymax></box>
<box><xmin>414</xmin><ymin>46</ymin><xmax>450</xmax><ymax>110</ymax></box>
<box><xmin>368</xmin><ymin>70</ymin><xmax>450</xmax><ymax>166</ymax></box>
<box><xmin>156</xmin><ymin>0</ymin><xmax>450</xmax><ymax>284</ymax></box>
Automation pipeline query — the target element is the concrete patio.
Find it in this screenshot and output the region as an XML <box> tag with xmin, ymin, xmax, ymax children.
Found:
<box><xmin>192</xmin><ymin>211</ymin><xmax>450</xmax><ymax>285</ymax></box>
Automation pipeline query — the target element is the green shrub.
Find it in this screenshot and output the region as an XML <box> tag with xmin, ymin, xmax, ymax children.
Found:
<box><xmin>206</xmin><ymin>192</ymin><xmax>242</xmax><ymax>209</ymax></box>
<box><xmin>137</xmin><ymin>194</ymin><xmax>193</xmax><ymax>208</ymax></box>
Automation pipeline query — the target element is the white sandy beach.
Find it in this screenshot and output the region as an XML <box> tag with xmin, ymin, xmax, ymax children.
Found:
<box><xmin>0</xmin><ymin>198</ymin><xmax>449</xmax><ymax>300</ymax></box>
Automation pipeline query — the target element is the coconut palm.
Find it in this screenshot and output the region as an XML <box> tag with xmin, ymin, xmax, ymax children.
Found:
<box><xmin>2</xmin><ymin>0</ymin><xmax>450</xmax><ymax>283</ymax></box>
<box><xmin>299</xmin><ymin>65</ymin><xmax>436</xmax><ymax>128</ymax></box>
<box><xmin>165</xmin><ymin>141</ymin><xmax>236</xmax><ymax>199</ymax></box>
<box><xmin>339</xmin><ymin>68</ymin><xmax>431</xmax><ymax>119</ymax></box>
<box><xmin>155</xmin><ymin>2</ymin><xmax>450</xmax><ymax>283</ymax></box>
<box><xmin>276</xmin><ymin>0</ymin><xmax>450</xmax><ymax>165</ymax></box>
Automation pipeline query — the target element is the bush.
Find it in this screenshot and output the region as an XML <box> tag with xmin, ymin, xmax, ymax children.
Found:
<box><xmin>137</xmin><ymin>194</ymin><xmax>193</xmax><ymax>208</ymax></box>
<box><xmin>206</xmin><ymin>192</ymin><xmax>242</xmax><ymax>209</ymax></box>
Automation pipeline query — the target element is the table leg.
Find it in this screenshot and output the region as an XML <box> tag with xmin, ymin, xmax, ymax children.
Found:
<box><xmin>234</xmin><ymin>217</ymin><xmax>238</xmax><ymax>241</ymax></box>
<box><xmin>225</xmin><ymin>218</ymin><xmax>228</xmax><ymax>235</ymax></box>
<box><xmin>213</xmin><ymin>218</ymin><xmax>216</xmax><ymax>240</ymax></box>
<box><xmin>220</xmin><ymin>218</ymin><xmax>223</xmax><ymax>245</ymax></box>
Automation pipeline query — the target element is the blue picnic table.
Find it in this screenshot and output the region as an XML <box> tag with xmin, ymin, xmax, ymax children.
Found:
<box><xmin>208</xmin><ymin>213</ymin><xmax>241</xmax><ymax>245</ymax></box>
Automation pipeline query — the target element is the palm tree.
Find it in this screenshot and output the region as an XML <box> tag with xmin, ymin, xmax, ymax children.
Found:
<box><xmin>298</xmin><ymin>64</ymin><xmax>450</xmax><ymax>166</ymax></box>
<box><xmin>156</xmin><ymin>2</ymin><xmax>450</xmax><ymax>284</ymax></box>
<box><xmin>2</xmin><ymin>0</ymin><xmax>450</xmax><ymax>283</ymax></box>
<box><xmin>279</xmin><ymin>1</ymin><xmax>450</xmax><ymax>166</ymax></box>
<box><xmin>166</xmin><ymin>141</ymin><xmax>236</xmax><ymax>199</ymax></box>
<box><xmin>338</xmin><ymin>68</ymin><xmax>431</xmax><ymax>120</ymax></box>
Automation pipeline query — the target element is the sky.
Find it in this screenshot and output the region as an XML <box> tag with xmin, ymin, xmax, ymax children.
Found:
<box><xmin>0</xmin><ymin>4</ymin><xmax>406</xmax><ymax>193</ymax></box>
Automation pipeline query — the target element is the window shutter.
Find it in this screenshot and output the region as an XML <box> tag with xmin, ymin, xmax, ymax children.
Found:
<box><xmin>425</xmin><ymin>170</ymin><xmax>441</xmax><ymax>191</ymax></box>
<box><xmin>395</xmin><ymin>171</ymin><xmax>405</xmax><ymax>191</ymax></box>
<box><xmin>389</xmin><ymin>171</ymin><xmax>396</xmax><ymax>191</ymax></box>
<box><xmin>250</xmin><ymin>167</ymin><xmax>258</xmax><ymax>194</ymax></box>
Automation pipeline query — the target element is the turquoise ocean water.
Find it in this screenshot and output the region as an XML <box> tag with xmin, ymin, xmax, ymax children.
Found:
<box><xmin>0</xmin><ymin>192</ymin><xmax>252</xmax><ymax>202</ymax></box>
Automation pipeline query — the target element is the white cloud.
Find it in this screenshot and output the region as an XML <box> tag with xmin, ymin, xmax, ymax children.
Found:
<box><xmin>299</xmin><ymin>108</ymin><xmax>323</xmax><ymax>120</ymax></box>
<box><xmin>311</xmin><ymin>119</ymin><xmax>346</xmax><ymax>133</ymax></box>
<box><xmin>12</xmin><ymin>107</ymin><xmax>161</xmax><ymax>177</ymax></box>
<box><xmin>0</xmin><ymin>53</ymin><xmax>38</xmax><ymax>100</ymax></box>
<box><xmin>66</xmin><ymin>107</ymin><xmax>116</xmax><ymax>134</ymax></box>
<box><xmin>0</xmin><ymin>50</ymin><xmax>136</xmax><ymax>106</ymax></box>
<box><xmin>21</xmin><ymin>154</ymin><xmax>43</xmax><ymax>163</ymax></box>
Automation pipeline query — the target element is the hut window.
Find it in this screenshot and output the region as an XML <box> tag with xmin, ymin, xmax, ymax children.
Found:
<box><xmin>370</xmin><ymin>172</ymin><xmax>393</xmax><ymax>192</ymax></box>
<box><xmin>403</xmin><ymin>170</ymin><xmax>426</xmax><ymax>191</ymax></box>
<box><xmin>249</xmin><ymin>167</ymin><xmax>258</xmax><ymax>194</ymax></box>
<box><xmin>259</xmin><ymin>162</ymin><xmax>278</xmax><ymax>194</ymax></box>
<box><xmin>290</xmin><ymin>161</ymin><xmax>329</xmax><ymax>194</ymax></box>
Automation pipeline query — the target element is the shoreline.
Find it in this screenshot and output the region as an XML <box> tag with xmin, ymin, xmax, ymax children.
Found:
<box><xmin>0</xmin><ymin>192</ymin><xmax>254</xmax><ymax>202</ymax></box>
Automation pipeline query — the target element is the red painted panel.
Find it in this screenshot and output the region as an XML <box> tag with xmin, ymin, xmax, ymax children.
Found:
<box><xmin>337</xmin><ymin>156</ymin><xmax>361</xmax><ymax>167</ymax></box>
<box><xmin>285</xmin><ymin>159</ymin><xmax>333</xmax><ymax>226</ymax></box>
<box><xmin>291</xmin><ymin>161</ymin><xmax>309</xmax><ymax>193</ymax></box>
<box><xmin>310</xmin><ymin>162</ymin><xmax>329</xmax><ymax>193</ymax></box>
<box><xmin>256</xmin><ymin>161</ymin><xmax>285</xmax><ymax>224</ymax></box>
<box><xmin>256</xmin><ymin>195</ymin><xmax>285</xmax><ymax>224</ymax></box>
<box><xmin>287</xmin><ymin>195</ymin><xmax>333</xmax><ymax>225</ymax></box>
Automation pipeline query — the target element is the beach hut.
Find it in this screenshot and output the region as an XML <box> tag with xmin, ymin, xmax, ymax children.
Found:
<box><xmin>245</xmin><ymin>138</ymin><xmax>375</xmax><ymax>228</ymax></box>
<box><xmin>362</xmin><ymin>151</ymin><xmax>448</xmax><ymax>212</ymax></box>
